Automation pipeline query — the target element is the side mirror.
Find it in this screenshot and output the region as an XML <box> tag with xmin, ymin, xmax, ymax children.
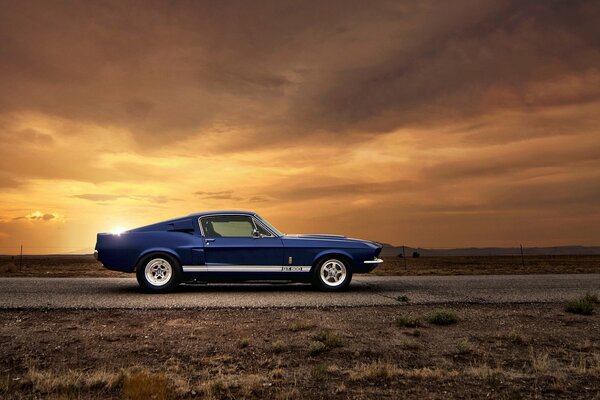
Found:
<box><xmin>252</xmin><ymin>228</ymin><xmax>261</xmax><ymax>238</ymax></box>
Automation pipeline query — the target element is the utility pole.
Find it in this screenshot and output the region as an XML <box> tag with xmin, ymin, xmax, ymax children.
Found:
<box><xmin>402</xmin><ymin>245</ymin><xmax>407</xmax><ymax>269</ymax></box>
<box><xmin>20</xmin><ymin>245</ymin><xmax>23</xmax><ymax>271</ymax></box>
<box><xmin>520</xmin><ymin>244</ymin><xmax>525</xmax><ymax>269</ymax></box>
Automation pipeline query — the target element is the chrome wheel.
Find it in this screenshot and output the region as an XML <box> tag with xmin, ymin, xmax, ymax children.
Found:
<box><xmin>319</xmin><ymin>259</ymin><xmax>347</xmax><ymax>287</ymax></box>
<box><xmin>144</xmin><ymin>258</ymin><xmax>173</xmax><ymax>287</ymax></box>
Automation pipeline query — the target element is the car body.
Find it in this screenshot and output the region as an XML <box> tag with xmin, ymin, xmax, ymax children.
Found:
<box><xmin>95</xmin><ymin>211</ymin><xmax>383</xmax><ymax>292</ymax></box>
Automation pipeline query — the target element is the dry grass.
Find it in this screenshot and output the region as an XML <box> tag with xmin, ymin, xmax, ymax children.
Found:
<box><xmin>349</xmin><ymin>361</ymin><xmax>460</xmax><ymax>382</ymax></box>
<box><xmin>308</xmin><ymin>340</ymin><xmax>327</xmax><ymax>356</ymax></box>
<box><xmin>311</xmin><ymin>362</ymin><xmax>338</xmax><ymax>380</ymax></box>
<box><xmin>313</xmin><ymin>329</ymin><xmax>344</xmax><ymax>348</ymax></box>
<box><xmin>289</xmin><ymin>320</ymin><xmax>316</xmax><ymax>332</ymax></box>
<box><xmin>26</xmin><ymin>365</ymin><xmax>125</xmax><ymax>395</ymax></box>
<box><xmin>123</xmin><ymin>371</ymin><xmax>172</xmax><ymax>400</ymax></box>
<box><xmin>272</xmin><ymin>339</ymin><xmax>287</xmax><ymax>353</ymax></box>
<box><xmin>201</xmin><ymin>373</ymin><xmax>266</xmax><ymax>399</ymax></box>
<box><xmin>456</xmin><ymin>338</ymin><xmax>474</xmax><ymax>354</ymax></box>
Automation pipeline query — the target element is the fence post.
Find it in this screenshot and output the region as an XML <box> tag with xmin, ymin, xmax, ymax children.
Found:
<box><xmin>20</xmin><ymin>244</ymin><xmax>23</xmax><ymax>271</ymax></box>
<box><xmin>520</xmin><ymin>244</ymin><xmax>525</xmax><ymax>269</ymax></box>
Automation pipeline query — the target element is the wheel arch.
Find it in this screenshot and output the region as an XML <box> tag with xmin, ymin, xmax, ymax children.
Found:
<box><xmin>135</xmin><ymin>248</ymin><xmax>181</xmax><ymax>271</ymax></box>
<box><xmin>310</xmin><ymin>250</ymin><xmax>355</xmax><ymax>274</ymax></box>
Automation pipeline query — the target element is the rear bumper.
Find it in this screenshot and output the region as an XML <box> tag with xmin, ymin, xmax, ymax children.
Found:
<box><xmin>93</xmin><ymin>250</ymin><xmax>98</xmax><ymax>260</ymax></box>
<box><xmin>364</xmin><ymin>258</ymin><xmax>383</xmax><ymax>265</ymax></box>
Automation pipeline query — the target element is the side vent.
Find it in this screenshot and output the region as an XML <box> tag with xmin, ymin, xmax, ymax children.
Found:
<box><xmin>167</xmin><ymin>219</ymin><xmax>195</xmax><ymax>233</ymax></box>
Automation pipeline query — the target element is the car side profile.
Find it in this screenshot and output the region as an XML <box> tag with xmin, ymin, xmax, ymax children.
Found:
<box><xmin>95</xmin><ymin>211</ymin><xmax>383</xmax><ymax>293</ymax></box>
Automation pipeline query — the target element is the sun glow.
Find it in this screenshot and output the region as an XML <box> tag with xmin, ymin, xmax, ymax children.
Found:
<box><xmin>111</xmin><ymin>226</ymin><xmax>127</xmax><ymax>235</ymax></box>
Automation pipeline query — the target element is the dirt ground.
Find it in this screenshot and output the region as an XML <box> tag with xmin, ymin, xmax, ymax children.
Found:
<box><xmin>2</xmin><ymin>255</ymin><xmax>600</xmax><ymax>278</ymax></box>
<box><xmin>1</xmin><ymin>303</ymin><xmax>599</xmax><ymax>399</ymax></box>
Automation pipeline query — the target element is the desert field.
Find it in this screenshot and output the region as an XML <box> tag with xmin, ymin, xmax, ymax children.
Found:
<box><xmin>2</xmin><ymin>254</ymin><xmax>600</xmax><ymax>277</ymax></box>
<box><xmin>1</xmin><ymin>303</ymin><xmax>599</xmax><ymax>399</ymax></box>
<box><xmin>2</xmin><ymin>254</ymin><xmax>599</xmax><ymax>398</ymax></box>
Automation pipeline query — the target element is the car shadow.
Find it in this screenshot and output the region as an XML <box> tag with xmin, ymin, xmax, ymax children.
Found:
<box><xmin>106</xmin><ymin>281</ymin><xmax>369</xmax><ymax>294</ymax></box>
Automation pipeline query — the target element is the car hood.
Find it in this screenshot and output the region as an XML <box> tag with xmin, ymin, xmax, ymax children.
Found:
<box><xmin>283</xmin><ymin>234</ymin><xmax>382</xmax><ymax>248</ymax></box>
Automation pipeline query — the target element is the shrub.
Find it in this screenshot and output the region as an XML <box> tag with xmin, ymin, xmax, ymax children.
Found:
<box><xmin>313</xmin><ymin>329</ymin><xmax>343</xmax><ymax>348</ymax></box>
<box><xmin>289</xmin><ymin>320</ymin><xmax>316</xmax><ymax>332</ymax></box>
<box><xmin>565</xmin><ymin>296</ymin><xmax>595</xmax><ymax>315</ymax></box>
<box><xmin>272</xmin><ymin>340</ymin><xmax>286</xmax><ymax>353</ymax></box>
<box><xmin>308</xmin><ymin>341</ymin><xmax>327</xmax><ymax>356</ymax></box>
<box><xmin>396</xmin><ymin>295</ymin><xmax>409</xmax><ymax>302</ymax></box>
<box><xmin>456</xmin><ymin>339</ymin><xmax>473</xmax><ymax>354</ymax></box>
<box><xmin>238</xmin><ymin>338</ymin><xmax>249</xmax><ymax>348</ymax></box>
<box><xmin>584</xmin><ymin>293</ymin><xmax>599</xmax><ymax>304</ymax></box>
<box><xmin>428</xmin><ymin>310</ymin><xmax>458</xmax><ymax>325</ymax></box>
<box><xmin>310</xmin><ymin>363</ymin><xmax>330</xmax><ymax>380</ymax></box>
<box><xmin>395</xmin><ymin>315</ymin><xmax>421</xmax><ymax>328</ymax></box>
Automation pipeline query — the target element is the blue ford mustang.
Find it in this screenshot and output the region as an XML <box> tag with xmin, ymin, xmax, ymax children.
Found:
<box><xmin>95</xmin><ymin>211</ymin><xmax>383</xmax><ymax>293</ymax></box>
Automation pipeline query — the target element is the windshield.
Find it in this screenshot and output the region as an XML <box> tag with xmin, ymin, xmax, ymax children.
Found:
<box><xmin>255</xmin><ymin>215</ymin><xmax>284</xmax><ymax>236</ymax></box>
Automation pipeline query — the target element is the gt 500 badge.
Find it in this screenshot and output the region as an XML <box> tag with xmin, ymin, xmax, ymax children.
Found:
<box><xmin>282</xmin><ymin>266</ymin><xmax>302</xmax><ymax>272</ymax></box>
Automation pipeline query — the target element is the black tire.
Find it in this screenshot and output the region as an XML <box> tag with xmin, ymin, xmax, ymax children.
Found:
<box><xmin>312</xmin><ymin>257</ymin><xmax>352</xmax><ymax>292</ymax></box>
<box><xmin>135</xmin><ymin>253</ymin><xmax>182</xmax><ymax>293</ymax></box>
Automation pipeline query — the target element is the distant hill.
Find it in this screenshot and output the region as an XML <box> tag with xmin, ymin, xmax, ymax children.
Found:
<box><xmin>380</xmin><ymin>245</ymin><xmax>600</xmax><ymax>257</ymax></box>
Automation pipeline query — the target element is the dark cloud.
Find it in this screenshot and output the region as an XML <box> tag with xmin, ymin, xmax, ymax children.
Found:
<box><xmin>194</xmin><ymin>191</ymin><xmax>237</xmax><ymax>200</ymax></box>
<box><xmin>1</xmin><ymin>0</ymin><xmax>597</xmax><ymax>148</ymax></box>
<box><xmin>72</xmin><ymin>194</ymin><xmax>124</xmax><ymax>202</ymax></box>
<box><xmin>13</xmin><ymin>211</ymin><xmax>60</xmax><ymax>221</ymax></box>
<box><xmin>72</xmin><ymin>193</ymin><xmax>172</xmax><ymax>204</ymax></box>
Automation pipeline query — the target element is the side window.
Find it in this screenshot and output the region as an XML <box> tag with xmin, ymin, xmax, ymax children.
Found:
<box><xmin>201</xmin><ymin>215</ymin><xmax>255</xmax><ymax>238</ymax></box>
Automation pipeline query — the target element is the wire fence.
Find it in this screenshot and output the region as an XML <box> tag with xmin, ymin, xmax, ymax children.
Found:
<box><xmin>0</xmin><ymin>246</ymin><xmax>94</xmax><ymax>256</ymax></box>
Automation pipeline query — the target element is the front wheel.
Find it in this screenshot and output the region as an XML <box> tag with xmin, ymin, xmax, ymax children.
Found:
<box><xmin>312</xmin><ymin>258</ymin><xmax>352</xmax><ymax>291</ymax></box>
<box><xmin>136</xmin><ymin>253</ymin><xmax>181</xmax><ymax>293</ymax></box>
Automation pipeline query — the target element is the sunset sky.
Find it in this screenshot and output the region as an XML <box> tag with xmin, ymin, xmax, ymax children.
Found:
<box><xmin>1</xmin><ymin>0</ymin><xmax>599</xmax><ymax>253</ymax></box>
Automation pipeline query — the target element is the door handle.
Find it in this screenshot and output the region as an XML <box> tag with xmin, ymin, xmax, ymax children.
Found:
<box><xmin>205</xmin><ymin>238</ymin><xmax>216</xmax><ymax>243</ymax></box>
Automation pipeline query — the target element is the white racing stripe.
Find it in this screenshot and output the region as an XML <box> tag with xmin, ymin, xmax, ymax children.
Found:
<box><xmin>182</xmin><ymin>265</ymin><xmax>312</xmax><ymax>273</ymax></box>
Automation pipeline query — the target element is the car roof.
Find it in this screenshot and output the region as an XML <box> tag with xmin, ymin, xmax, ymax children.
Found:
<box><xmin>187</xmin><ymin>210</ymin><xmax>256</xmax><ymax>218</ymax></box>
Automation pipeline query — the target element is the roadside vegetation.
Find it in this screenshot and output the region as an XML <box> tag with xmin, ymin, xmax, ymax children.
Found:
<box><xmin>1</xmin><ymin>303</ymin><xmax>599</xmax><ymax>399</ymax></box>
<box><xmin>565</xmin><ymin>293</ymin><xmax>599</xmax><ymax>315</ymax></box>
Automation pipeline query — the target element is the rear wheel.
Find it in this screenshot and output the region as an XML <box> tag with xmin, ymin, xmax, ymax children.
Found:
<box><xmin>136</xmin><ymin>253</ymin><xmax>181</xmax><ymax>293</ymax></box>
<box><xmin>312</xmin><ymin>257</ymin><xmax>352</xmax><ymax>291</ymax></box>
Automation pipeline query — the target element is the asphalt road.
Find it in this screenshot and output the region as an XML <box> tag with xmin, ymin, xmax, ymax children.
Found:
<box><xmin>0</xmin><ymin>274</ymin><xmax>598</xmax><ymax>309</ymax></box>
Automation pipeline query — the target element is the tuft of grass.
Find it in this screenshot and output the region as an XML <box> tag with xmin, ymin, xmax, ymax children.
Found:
<box><xmin>456</xmin><ymin>338</ymin><xmax>473</xmax><ymax>354</ymax></box>
<box><xmin>202</xmin><ymin>375</ymin><xmax>230</xmax><ymax>399</ymax></box>
<box><xmin>26</xmin><ymin>365</ymin><xmax>125</xmax><ymax>395</ymax></box>
<box><xmin>565</xmin><ymin>295</ymin><xmax>596</xmax><ymax>315</ymax></box>
<box><xmin>428</xmin><ymin>310</ymin><xmax>458</xmax><ymax>325</ymax></box>
<box><xmin>584</xmin><ymin>292</ymin><xmax>599</xmax><ymax>304</ymax></box>
<box><xmin>395</xmin><ymin>315</ymin><xmax>421</xmax><ymax>328</ymax></box>
<box><xmin>310</xmin><ymin>362</ymin><xmax>331</xmax><ymax>380</ymax></box>
<box><xmin>396</xmin><ymin>295</ymin><xmax>409</xmax><ymax>302</ymax></box>
<box><xmin>272</xmin><ymin>340</ymin><xmax>287</xmax><ymax>353</ymax></box>
<box><xmin>270</xmin><ymin>368</ymin><xmax>285</xmax><ymax>380</ymax></box>
<box><xmin>308</xmin><ymin>340</ymin><xmax>327</xmax><ymax>356</ymax></box>
<box><xmin>313</xmin><ymin>329</ymin><xmax>344</xmax><ymax>348</ymax></box>
<box><xmin>123</xmin><ymin>371</ymin><xmax>172</xmax><ymax>400</ymax></box>
<box><xmin>349</xmin><ymin>361</ymin><xmax>399</xmax><ymax>382</ymax></box>
<box><xmin>238</xmin><ymin>338</ymin><xmax>249</xmax><ymax>348</ymax></box>
<box><xmin>289</xmin><ymin>320</ymin><xmax>316</xmax><ymax>332</ymax></box>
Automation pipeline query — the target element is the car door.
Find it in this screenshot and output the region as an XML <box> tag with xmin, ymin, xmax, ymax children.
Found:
<box><xmin>199</xmin><ymin>214</ymin><xmax>284</xmax><ymax>272</ymax></box>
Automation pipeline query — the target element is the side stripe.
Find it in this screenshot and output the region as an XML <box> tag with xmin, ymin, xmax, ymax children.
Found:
<box><xmin>182</xmin><ymin>265</ymin><xmax>312</xmax><ymax>273</ymax></box>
